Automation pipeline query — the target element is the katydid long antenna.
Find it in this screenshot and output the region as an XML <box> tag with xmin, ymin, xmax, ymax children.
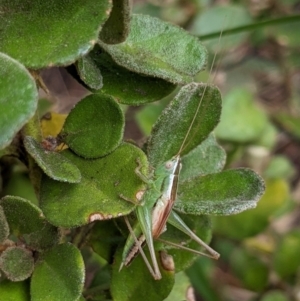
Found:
<box><xmin>176</xmin><ymin>20</ymin><xmax>227</xmax><ymax>157</ymax></box>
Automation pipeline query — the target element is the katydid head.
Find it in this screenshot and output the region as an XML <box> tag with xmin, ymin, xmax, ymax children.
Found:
<box><xmin>165</xmin><ymin>155</ymin><xmax>181</xmax><ymax>171</ymax></box>
<box><xmin>155</xmin><ymin>155</ymin><xmax>181</xmax><ymax>174</ymax></box>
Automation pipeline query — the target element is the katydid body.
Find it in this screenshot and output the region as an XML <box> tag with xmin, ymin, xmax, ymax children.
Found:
<box><xmin>121</xmin><ymin>156</ymin><xmax>181</xmax><ymax>279</ymax></box>
<box><xmin>121</xmin><ymin>152</ymin><xmax>220</xmax><ymax>280</ymax></box>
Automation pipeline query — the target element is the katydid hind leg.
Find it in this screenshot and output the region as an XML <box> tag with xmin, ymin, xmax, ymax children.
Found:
<box><xmin>167</xmin><ymin>211</ymin><xmax>220</xmax><ymax>259</ymax></box>
<box><xmin>136</xmin><ymin>205</ymin><xmax>162</xmax><ymax>279</ymax></box>
<box><xmin>157</xmin><ymin>238</ymin><xmax>218</xmax><ymax>259</ymax></box>
<box><xmin>123</xmin><ymin>216</ymin><xmax>161</xmax><ymax>280</ymax></box>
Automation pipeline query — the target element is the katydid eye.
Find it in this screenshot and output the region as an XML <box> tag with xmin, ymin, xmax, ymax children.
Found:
<box><xmin>165</xmin><ymin>161</ymin><xmax>173</xmax><ymax>169</ymax></box>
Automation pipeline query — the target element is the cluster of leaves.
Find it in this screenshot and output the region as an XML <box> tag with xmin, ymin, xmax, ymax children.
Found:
<box><xmin>0</xmin><ymin>1</ymin><xmax>269</xmax><ymax>301</ymax></box>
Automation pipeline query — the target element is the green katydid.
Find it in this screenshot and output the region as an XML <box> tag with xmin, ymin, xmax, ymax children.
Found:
<box><xmin>119</xmin><ymin>51</ymin><xmax>223</xmax><ymax>280</ymax></box>
<box><xmin>118</xmin><ymin>20</ymin><xmax>228</xmax><ymax>280</ymax></box>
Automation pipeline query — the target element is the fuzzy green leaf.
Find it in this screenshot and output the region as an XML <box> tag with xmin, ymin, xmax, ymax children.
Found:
<box><xmin>89</xmin><ymin>46</ymin><xmax>177</xmax><ymax>105</ymax></box>
<box><xmin>99</xmin><ymin>14</ymin><xmax>207</xmax><ymax>84</ymax></box>
<box><xmin>213</xmin><ymin>179</ymin><xmax>289</xmax><ymax>239</ymax></box>
<box><xmin>147</xmin><ymin>83</ymin><xmax>222</xmax><ymax>168</ymax></box>
<box><xmin>100</xmin><ymin>0</ymin><xmax>131</xmax><ymax>44</ymax></box>
<box><xmin>111</xmin><ymin>247</ymin><xmax>174</xmax><ymax>301</ymax></box>
<box><xmin>0</xmin><ymin>280</ymin><xmax>30</xmax><ymax>301</ymax></box>
<box><xmin>24</xmin><ymin>136</ymin><xmax>81</xmax><ymax>183</ymax></box>
<box><xmin>0</xmin><ymin>247</ymin><xmax>34</xmax><ymax>282</ymax></box>
<box><xmin>0</xmin><ymin>196</ymin><xmax>59</xmax><ymax>250</ymax></box>
<box><xmin>0</xmin><ymin>0</ymin><xmax>112</xmax><ymax>68</ymax></box>
<box><xmin>215</xmin><ymin>88</ymin><xmax>267</xmax><ymax>143</ymax></box>
<box><xmin>180</xmin><ymin>134</ymin><xmax>226</xmax><ymax>182</ymax></box>
<box><xmin>40</xmin><ymin>143</ymin><xmax>148</xmax><ymax>227</ymax></box>
<box><xmin>59</xmin><ymin>94</ymin><xmax>124</xmax><ymax>159</ymax></box>
<box><xmin>76</xmin><ymin>55</ymin><xmax>103</xmax><ymax>90</ymax></box>
<box><xmin>0</xmin><ymin>53</ymin><xmax>38</xmax><ymax>150</ymax></box>
<box><xmin>31</xmin><ymin>243</ymin><xmax>85</xmax><ymax>301</ymax></box>
<box><xmin>0</xmin><ymin>205</ymin><xmax>9</xmax><ymax>243</ymax></box>
<box><xmin>175</xmin><ymin>169</ymin><xmax>265</xmax><ymax>215</ymax></box>
<box><xmin>0</xmin><ymin>196</ymin><xmax>47</xmax><ymax>235</ymax></box>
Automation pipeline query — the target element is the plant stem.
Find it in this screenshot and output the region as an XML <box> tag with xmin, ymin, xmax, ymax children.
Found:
<box><xmin>200</xmin><ymin>15</ymin><xmax>300</xmax><ymax>41</ymax></box>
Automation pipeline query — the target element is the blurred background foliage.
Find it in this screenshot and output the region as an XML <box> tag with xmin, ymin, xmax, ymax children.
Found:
<box><xmin>1</xmin><ymin>0</ymin><xmax>300</xmax><ymax>300</ymax></box>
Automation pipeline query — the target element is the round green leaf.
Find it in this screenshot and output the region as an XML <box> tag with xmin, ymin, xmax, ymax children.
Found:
<box><xmin>99</xmin><ymin>0</ymin><xmax>131</xmax><ymax>44</ymax></box>
<box><xmin>24</xmin><ymin>136</ymin><xmax>82</xmax><ymax>183</ymax></box>
<box><xmin>0</xmin><ymin>196</ymin><xmax>59</xmax><ymax>250</ymax></box>
<box><xmin>0</xmin><ymin>247</ymin><xmax>34</xmax><ymax>282</ymax></box>
<box><xmin>89</xmin><ymin>46</ymin><xmax>177</xmax><ymax>105</ymax></box>
<box><xmin>0</xmin><ymin>1</ymin><xmax>112</xmax><ymax>68</ymax></box>
<box><xmin>99</xmin><ymin>14</ymin><xmax>207</xmax><ymax>84</ymax></box>
<box><xmin>76</xmin><ymin>55</ymin><xmax>103</xmax><ymax>90</ymax></box>
<box><xmin>0</xmin><ymin>205</ymin><xmax>9</xmax><ymax>243</ymax></box>
<box><xmin>59</xmin><ymin>94</ymin><xmax>124</xmax><ymax>158</ymax></box>
<box><xmin>175</xmin><ymin>168</ymin><xmax>265</xmax><ymax>215</ymax></box>
<box><xmin>213</xmin><ymin>179</ymin><xmax>289</xmax><ymax>239</ymax></box>
<box><xmin>215</xmin><ymin>88</ymin><xmax>268</xmax><ymax>143</ymax></box>
<box><xmin>0</xmin><ymin>53</ymin><xmax>38</xmax><ymax>150</ymax></box>
<box><xmin>148</xmin><ymin>83</ymin><xmax>222</xmax><ymax>168</ymax></box>
<box><xmin>40</xmin><ymin>143</ymin><xmax>148</xmax><ymax>227</ymax></box>
<box><xmin>180</xmin><ymin>134</ymin><xmax>226</xmax><ymax>182</ymax></box>
<box><xmin>31</xmin><ymin>243</ymin><xmax>85</xmax><ymax>301</ymax></box>
<box><xmin>273</xmin><ymin>230</ymin><xmax>300</xmax><ymax>279</ymax></box>
<box><xmin>0</xmin><ymin>196</ymin><xmax>47</xmax><ymax>235</ymax></box>
<box><xmin>111</xmin><ymin>247</ymin><xmax>175</xmax><ymax>301</ymax></box>
<box><xmin>0</xmin><ymin>280</ymin><xmax>30</xmax><ymax>301</ymax></box>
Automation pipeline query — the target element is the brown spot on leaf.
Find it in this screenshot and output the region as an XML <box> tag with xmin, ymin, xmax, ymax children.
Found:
<box><xmin>136</xmin><ymin>190</ymin><xmax>145</xmax><ymax>202</ymax></box>
<box><xmin>89</xmin><ymin>213</ymin><xmax>114</xmax><ymax>222</ymax></box>
<box><xmin>89</xmin><ymin>213</ymin><xmax>105</xmax><ymax>222</ymax></box>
